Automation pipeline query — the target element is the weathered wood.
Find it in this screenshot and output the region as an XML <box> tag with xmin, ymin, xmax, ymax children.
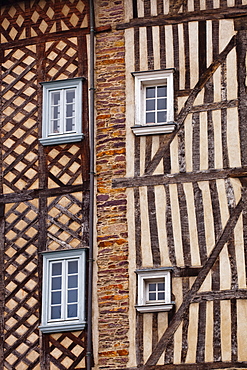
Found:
<box><xmin>192</xmin><ymin>289</ymin><xmax>247</xmax><ymax>302</ymax></box>
<box><xmin>134</xmin><ymin>188</ymin><xmax>142</xmax><ymax>267</ymax></box>
<box><xmin>165</xmin><ymin>185</ymin><xmax>177</xmax><ymax>266</ymax></box>
<box><xmin>117</xmin><ymin>6</ymin><xmax>247</xmax><ymax>30</ymax></box>
<box><xmin>143</xmin><ymin>198</ymin><xmax>243</xmax><ymax>367</ymax></box>
<box><xmin>125</xmin><ymin>361</ymin><xmax>247</xmax><ymax>369</ymax></box>
<box><xmin>147</xmin><ymin>186</ymin><xmax>161</xmax><ymax>266</ymax></box>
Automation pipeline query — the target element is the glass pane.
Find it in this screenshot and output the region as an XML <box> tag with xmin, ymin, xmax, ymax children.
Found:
<box><xmin>52</xmin><ymin>277</ymin><xmax>62</xmax><ymax>290</ymax></box>
<box><xmin>157</xmin><ymin>111</ymin><xmax>167</xmax><ymax>123</ymax></box>
<box><xmin>158</xmin><ymin>282</ymin><xmax>165</xmax><ymax>291</ymax></box>
<box><xmin>66</xmin><ymin>89</ymin><xmax>75</xmax><ymax>104</ymax></box>
<box><xmin>51</xmin><ymin>120</ymin><xmax>60</xmax><ymax>134</ymax></box>
<box><xmin>52</xmin><ymin>263</ymin><xmax>62</xmax><ymax>276</ymax></box>
<box><xmin>157</xmin><ymin>98</ymin><xmax>167</xmax><ymax>110</ymax></box>
<box><xmin>146</xmin><ymin>112</ymin><xmax>155</xmax><ymax>124</ymax></box>
<box><xmin>68</xmin><ymin>261</ymin><xmax>78</xmax><ymax>274</ymax></box>
<box><xmin>66</xmin><ymin>104</ymin><xmax>74</xmax><ymax>117</ymax></box>
<box><xmin>67</xmin><ymin>304</ymin><xmax>77</xmax><ymax>318</ymax></box>
<box><xmin>68</xmin><ymin>289</ymin><xmax>78</xmax><ymax>303</ymax></box>
<box><xmin>149</xmin><ymin>283</ymin><xmax>156</xmax><ymax>292</ymax></box>
<box><xmin>68</xmin><ymin>275</ymin><xmax>78</xmax><ymax>289</ymax></box>
<box><xmin>51</xmin><ymin>91</ymin><xmax>60</xmax><ymax>105</ymax></box>
<box><xmin>157</xmin><ymin>85</ymin><xmax>167</xmax><ymax>97</ymax></box>
<box><xmin>66</xmin><ymin>118</ymin><xmax>75</xmax><ymax>132</ymax></box>
<box><xmin>52</xmin><ymin>106</ymin><xmax>60</xmax><ymax>120</ymax></box>
<box><xmin>158</xmin><ymin>292</ymin><xmax>165</xmax><ymax>300</ymax></box>
<box><xmin>146</xmin><ymin>99</ymin><xmax>155</xmax><ymax>111</ymax></box>
<box><xmin>51</xmin><ymin>291</ymin><xmax>61</xmax><ymax>305</ymax></box>
<box><xmin>149</xmin><ymin>293</ymin><xmax>156</xmax><ymax>301</ymax></box>
<box><xmin>51</xmin><ymin>305</ymin><xmax>61</xmax><ymax>320</ymax></box>
<box><xmin>146</xmin><ymin>87</ymin><xmax>155</xmax><ymax>98</ymax></box>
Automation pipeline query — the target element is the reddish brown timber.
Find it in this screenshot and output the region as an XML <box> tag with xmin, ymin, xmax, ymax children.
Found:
<box><xmin>142</xmin><ymin>198</ymin><xmax>243</xmax><ymax>367</ymax></box>
<box><xmin>134</xmin><ymin>187</ymin><xmax>142</xmax><ymax>267</ymax></box>
<box><xmin>181</xmin><ymin>278</ymin><xmax>190</xmax><ymax>363</ymax></box>
<box><xmin>165</xmin><ymin>185</ymin><xmax>177</xmax><ymax>266</ymax></box>
<box><xmin>147</xmin><ymin>186</ymin><xmax>161</xmax><ymax>266</ymax></box>
<box><xmin>113</xmin><ymin>167</ymin><xmax>247</xmax><ymax>189</ymax></box>
<box><xmin>177</xmin><ymin>184</ymin><xmax>191</xmax><ymax>266</ymax></box>
<box><xmin>231</xmin><ymin>298</ymin><xmax>238</xmax><ymax>361</ymax></box>
<box><xmin>136</xmin><ymin>312</ymin><xmax>144</xmax><ymax>366</ymax></box>
<box><xmin>144</xmin><ymin>34</ymin><xmax>236</xmax><ymax>175</ymax></box>
<box><xmin>190</xmin><ymin>99</ymin><xmax>238</xmax><ymax>112</ymax></box>
<box><xmin>0</xmin><ymin>183</ymin><xmax>89</xmax><ymax>204</ymax></box>
<box><xmin>117</xmin><ymin>6</ymin><xmax>247</xmax><ymax>30</ymax></box>
<box><xmin>147</xmin><ymin>27</ymin><xmax>154</xmax><ymax>70</ymax></box>
<box><xmin>159</xmin><ymin>26</ymin><xmax>166</xmax><ymax>69</ymax></box>
<box><xmin>193</xmin><ymin>183</ymin><xmax>207</xmax><ymax>265</ymax></box>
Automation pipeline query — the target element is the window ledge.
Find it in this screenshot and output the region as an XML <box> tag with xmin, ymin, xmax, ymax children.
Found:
<box><xmin>136</xmin><ymin>303</ymin><xmax>174</xmax><ymax>313</ymax></box>
<box><xmin>39</xmin><ymin>133</ymin><xmax>84</xmax><ymax>146</ymax></box>
<box><xmin>131</xmin><ymin>122</ymin><xmax>176</xmax><ymax>136</ymax></box>
<box><xmin>39</xmin><ymin>321</ymin><xmax>86</xmax><ymax>333</ymax></box>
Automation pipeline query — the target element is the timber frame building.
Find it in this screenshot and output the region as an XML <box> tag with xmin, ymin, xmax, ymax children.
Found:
<box><xmin>0</xmin><ymin>0</ymin><xmax>247</xmax><ymax>369</ymax></box>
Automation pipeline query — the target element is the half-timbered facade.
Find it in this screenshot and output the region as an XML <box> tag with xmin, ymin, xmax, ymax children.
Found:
<box><xmin>1</xmin><ymin>0</ymin><xmax>247</xmax><ymax>369</ymax></box>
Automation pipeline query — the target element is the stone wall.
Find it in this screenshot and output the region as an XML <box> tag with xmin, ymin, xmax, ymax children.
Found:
<box><xmin>95</xmin><ymin>0</ymin><xmax>129</xmax><ymax>367</ymax></box>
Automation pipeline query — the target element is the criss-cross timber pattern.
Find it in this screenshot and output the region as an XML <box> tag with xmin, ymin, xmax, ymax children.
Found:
<box><xmin>4</xmin><ymin>200</ymin><xmax>40</xmax><ymax>370</ymax></box>
<box><xmin>1</xmin><ymin>46</ymin><xmax>39</xmax><ymax>194</ymax></box>
<box><xmin>46</xmin><ymin>144</ymin><xmax>83</xmax><ymax>188</ymax></box>
<box><xmin>47</xmin><ymin>192</ymin><xmax>87</xmax><ymax>251</ymax></box>
<box><xmin>45</xmin><ymin>38</ymin><xmax>79</xmax><ymax>81</ymax></box>
<box><xmin>48</xmin><ymin>331</ymin><xmax>86</xmax><ymax>369</ymax></box>
<box><xmin>0</xmin><ymin>0</ymin><xmax>88</xmax><ymax>43</ymax></box>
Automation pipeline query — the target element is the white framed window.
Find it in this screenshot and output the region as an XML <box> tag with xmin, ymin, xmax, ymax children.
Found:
<box><xmin>40</xmin><ymin>78</ymin><xmax>84</xmax><ymax>145</ymax></box>
<box><xmin>132</xmin><ymin>69</ymin><xmax>176</xmax><ymax>136</ymax></box>
<box><xmin>39</xmin><ymin>248</ymin><xmax>86</xmax><ymax>333</ymax></box>
<box><xmin>136</xmin><ymin>268</ymin><xmax>174</xmax><ymax>313</ymax></box>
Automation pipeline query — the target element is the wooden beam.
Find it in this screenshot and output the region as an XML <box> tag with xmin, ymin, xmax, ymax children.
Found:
<box><xmin>112</xmin><ymin>167</ymin><xmax>247</xmax><ymax>189</ymax></box>
<box><xmin>142</xmin><ymin>198</ymin><xmax>243</xmax><ymax>367</ymax></box>
<box><xmin>192</xmin><ymin>289</ymin><xmax>247</xmax><ymax>302</ymax></box>
<box><xmin>116</xmin><ymin>5</ymin><xmax>247</xmax><ymax>30</ymax></box>
<box><xmin>125</xmin><ymin>362</ymin><xmax>247</xmax><ymax>370</ymax></box>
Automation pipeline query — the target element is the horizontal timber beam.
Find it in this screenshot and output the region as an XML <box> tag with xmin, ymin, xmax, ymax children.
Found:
<box><xmin>125</xmin><ymin>362</ymin><xmax>247</xmax><ymax>369</ymax></box>
<box><xmin>0</xmin><ymin>182</ymin><xmax>89</xmax><ymax>204</ymax></box>
<box><xmin>112</xmin><ymin>167</ymin><xmax>247</xmax><ymax>188</ymax></box>
<box><xmin>117</xmin><ymin>5</ymin><xmax>247</xmax><ymax>29</ymax></box>
<box><xmin>192</xmin><ymin>288</ymin><xmax>247</xmax><ymax>302</ymax></box>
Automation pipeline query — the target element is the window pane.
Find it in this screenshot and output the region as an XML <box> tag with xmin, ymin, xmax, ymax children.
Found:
<box><xmin>157</xmin><ymin>86</ymin><xmax>167</xmax><ymax>97</ymax></box>
<box><xmin>68</xmin><ymin>275</ymin><xmax>78</xmax><ymax>289</ymax></box>
<box><xmin>146</xmin><ymin>112</ymin><xmax>155</xmax><ymax>124</ymax></box>
<box><xmin>66</xmin><ymin>118</ymin><xmax>75</xmax><ymax>132</ymax></box>
<box><xmin>51</xmin><ymin>305</ymin><xmax>61</xmax><ymax>320</ymax></box>
<box><xmin>66</xmin><ymin>89</ymin><xmax>75</xmax><ymax>104</ymax></box>
<box><xmin>158</xmin><ymin>282</ymin><xmax>165</xmax><ymax>291</ymax></box>
<box><xmin>51</xmin><ymin>91</ymin><xmax>60</xmax><ymax>105</ymax></box>
<box><xmin>158</xmin><ymin>292</ymin><xmax>165</xmax><ymax>300</ymax></box>
<box><xmin>52</xmin><ymin>106</ymin><xmax>60</xmax><ymax>120</ymax></box>
<box><xmin>157</xmin><ymin>98</ymin><xmax>167</xmax><ymax>110</ymax></box>
<box><xmin>51</xmin><ymin>120</ymin><xmax>60</xmax><ymax>134</ymax></box>
<box><xmin>66</xmin><ymin>104</ymin><xmax>74</xmax><ymax>117</ymax></box>
<box><xmin>146</xmin><ymin>87</ymin><xmax>155</xmax><ymax>98</ymax></box>
<box><xmin>149</xmin><ymin>293</ymin><xmax>156</xmax><ymax>301</ymax></box>
<box><xmin>52</xmin><ymin>277</ymin><xmax>62</xmax><ymax>290</ymax></box>
<box><xmin>68</xmin><ymin>261</ymin><xmax>78</xmax><ymax>274</ymax></box>
<box><xmin>52</xmin><ymin>263</ymin><xmax>62</xmax><ymax>276</ymax></box>
<box><xmin>68</xmin><ymin>289</ymin><xmax>78</xmax><ymax>303</ymax></box>
<box><xmin>146</xmin><ymin>99</ymin><xmax>155</xmax><ymax>111</ymax></box>
<box><xmin>67</xmin><ymin>304</ymin><xmax>78</xmax><ymax>318</ymax></box>
<box><xmin>157</xmin><ymin>111</ymin><xmax>167</xmax><ymax>123</ymax></box>
<box><xmin>149</xmin><ymin>283</ymin><xmax>156</xmax><ymax>292</ymax></box>
<box><xmin>51</xmin><ymin>291</ymin><xmax>61</xmax><ymax>305</ymax></box>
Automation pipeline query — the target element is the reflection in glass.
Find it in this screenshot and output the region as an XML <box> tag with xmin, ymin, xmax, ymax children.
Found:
<box><xmin>68</xmin><ymin>275</ymin><xmax>78</xmax><ymax>289</ymax></box>
<box><xmin>52</xmin><ymin>263</ymin><xmax>62</xmax><ymax>276</ymax></box>
<box><xmin>68</xmin><ymin>289</ymin><xmax>78</xmax><ymax>303</ymax></box>
<box><xmin>68</xmin><ymin>261</ymin><xmax>78</xmax><ymax>274</ymax></box>
<box><xmin>51</xmin><ymin>291</ymin><xmax>61</xmax><ymax>305</ymax></box>
<box><xmin>67</xmin><ymin>304</ymin><xmax>77</xmax><ymax>318</ymax></box>
<box><xmin>146</xmin><ymin>87</ymin><xmax>155</xmax><ymax>98</ymax></box>
<box><xmin>146</xmin><ymin>112</ymin><xmax>155</xmax><ymax>124</ymax></box>
<box><xmin>51</xmin><ymin>306</ymin><xmax>61</xmax><ymax>320</ymax></box>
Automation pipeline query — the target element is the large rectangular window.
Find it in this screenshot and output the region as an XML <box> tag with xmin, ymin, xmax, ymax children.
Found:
<box><xmin>40</xmin><ymin>249</ymin><xmax>86</xmax><ymax>333</ymax></box>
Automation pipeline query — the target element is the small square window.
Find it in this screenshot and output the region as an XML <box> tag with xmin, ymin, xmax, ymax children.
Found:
<box><xmin>132</xmin><ymin>69</ymin><xmax>176</xmax><ymax>136</ymax></box>
<box><xmin>39</xmin><ymin>249</ymin><xmax>86</xmax><ymax>333</ymax></box>
<box><xmin>136</xmin><ymin>268</ymin><xmax>174</xmax><ymax>313</ymax></box>
<box><xmin>40</xmin><ymin>78</ymin><xmax>84</xmax><ymax>146</ymax></box>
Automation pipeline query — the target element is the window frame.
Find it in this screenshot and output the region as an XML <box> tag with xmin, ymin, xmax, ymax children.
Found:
<box><xmin>40</xmin><ymin>78</ymin><xmax>84</xmax><ymax>146</ymax></box>
<box><xmin>136</xmin><ymin>268</ymin><xmax>174</xmax><ymax>313</ymax></box>
<box><xmin>39</xmin><ymin>248</ymin><xmax>86</xmax><ymax>333</ymax></box>
<box><xmin>132</xmin><ymin>69</ymin><xmax>176</xmax><ymax>136</ymax></box>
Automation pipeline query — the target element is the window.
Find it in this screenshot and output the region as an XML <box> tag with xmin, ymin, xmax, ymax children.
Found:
<box><xmin>40</xmin><ymin>78</ymin><xmax>84</xmax><ymax>145</ymax></box>
<box><xmin>132</xmin><ymin>69</ymin><xmax>176</xmax><ymax>136</ymax></box>
<box><xmin>136</xmin><ymin>268</ymin><xmax>173</xmax><ymax>313</ymax></box>
<box><xmin>39</xmin><ymin>249</ymin><xmax>86</xmax><ymax>333</ymax></box>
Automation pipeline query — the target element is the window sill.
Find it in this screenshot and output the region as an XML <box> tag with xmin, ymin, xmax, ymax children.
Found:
<box><xmin>39</xmin><ymin>321</ymin><xmax>86</xmax><ymax>333</ymax></box>
<box><xmin>39</xmin><ymin>133</ymin><xmax>84</xmax><ymax>146</ymax></box>
<box><xmin>131</xmin><ymin>122</ymin><xmax>176</xmax><ymax>136</ymax></box>
<box><xmin>136</xmin><ymin>303</ymin><xmax>174</xmax><ymax>313</ymax></box>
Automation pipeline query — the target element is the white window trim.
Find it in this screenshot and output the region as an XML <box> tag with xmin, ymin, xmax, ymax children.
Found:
<box><xmin>40</xmin><ymin>78</ymin><xmax>84</xmax><ymax>146</ymax></box>
<box><xmin>136</xmin><ymin>268</ymin><xmax>174</xmax><ymax>313</ymax></box>
<box><xmin>39</xmin><ymin>248</ymin><xmax>86</xmax><ymax>333</ymax></box>
<box><xmin>132</xmin><ymin>69</ymin><xmax>176</xmax><ymax>136</ymax></box>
